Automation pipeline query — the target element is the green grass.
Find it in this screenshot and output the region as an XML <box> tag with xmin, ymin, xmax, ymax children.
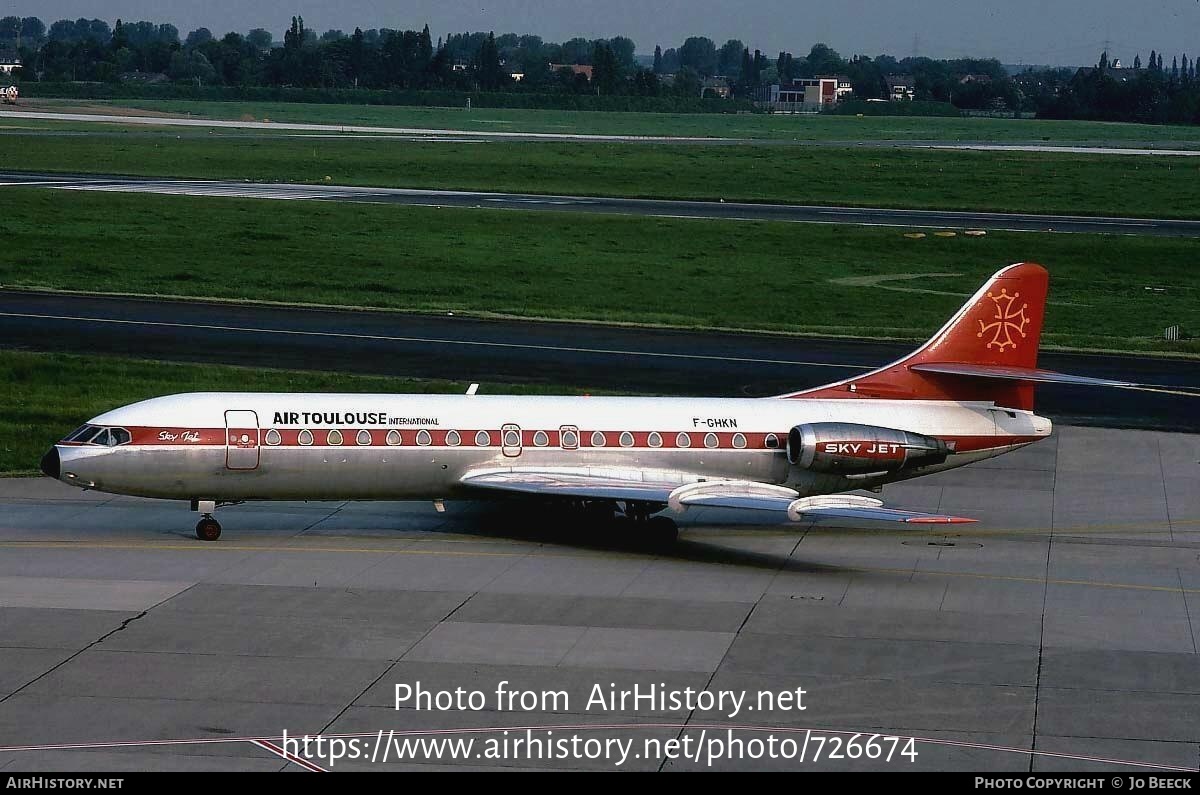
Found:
<box><xmin>0</xmin><ymin>350</ymin><xmax>601</xmax><ymax>476</ymax></box>
<box><xmin>2</xmin><ymin>188</ymin><xmax>1196</xmax><ymax>355</ymax></box>
<box><xmin>39</xmin><ymin>98</ymin><xmax>1200</xmax><ymax>144</ymax></box>
<box><xmin>7</xmin><ymin>132</ymin><xmax>1200</xmax><ymax>218</ymax></box>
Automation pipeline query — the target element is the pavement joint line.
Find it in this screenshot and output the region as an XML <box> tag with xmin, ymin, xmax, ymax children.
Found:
<box><xmin>0</xmin><ymin>539</ymin><xmax>1196</xmax><ymax>596</ymax></box>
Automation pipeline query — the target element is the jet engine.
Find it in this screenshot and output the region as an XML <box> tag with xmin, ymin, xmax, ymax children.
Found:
<box><xmin>787</xmin><ymin>422</ymin><xmax>950</xmax><ymax>475</ymax></box>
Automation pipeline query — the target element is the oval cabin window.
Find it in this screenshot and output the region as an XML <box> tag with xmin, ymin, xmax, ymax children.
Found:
<box><xmin>446</xmin><ymin>430</ymin><xmax>461</xmax><ymax>446</ymax></box>
<box><xmin>704</xmin><ymin>432</ymin><xmax>719</xmax><ymax>449</ymax></box>
<box><xmin>591</xmin><ymin>431</ymin><xmax>606</xmax><ymax>447</ymax></box>
<box><xmin>298</xmin><ymin>429</ymin><xmax>313</xmax><ymax>446</ymax></box>
<box><xmin>647</xmin><ymin>432</ymin><xmax>662</xmax><ymax>448</ymax></box>
<box><xmin>356</xmin><ymin>430</ymin><xmax>372</xmax><ymax>446</ymax></box>
<box><xmin>416</xmin><ymin>429</ymin><xmax>432</xmax><ymax>446</ymax></box>
<box><xmin>533</xmin><ymin>430</ymin><xmax>549</xmax><ymax>447</ymax></box>
<box><xmin>619</xmin><ymin>431</ymin><xmax>634</xmax><ymax>448</ymax></box>
<box><xmin>732</xmin><ymin>433</ymin><xmax>747</xmax><ymax>449</ymax></box>
<box><xmin>475</xmin><ymin>430</ymin><xmax>491</xmax><ymax>447</ymax></box>
<box><xmin>676</xmin><ymin>432</ymin><xmax>691</xmax><ymax>448</ymax></box>
<box><xmin>386</xmin><ymin>430</ymin><xmax>402</xmax><ymax>446</ymax></box>
<box><xmin>561</xmin><ymin>429</ymin><xmax>578</xmax><ymax>448</ymax></box>
<box><xmin>264</xmin><ymin>429</ymin><xmax>281</xmax><ymax>446</ymax></box>
<box><xmin>327</xmin><ymin>429</ymin><xmax>343</xmax><ymax>446</ymax></box>
<box><xmin>764</xmin><ymin>433</ymin><xmax>779</xmax><ymax>449</ymax></box>
<box><xmin>503</xmin><ymin>429</ymin><xmax>520</xmax><ymax>447</ymax></box>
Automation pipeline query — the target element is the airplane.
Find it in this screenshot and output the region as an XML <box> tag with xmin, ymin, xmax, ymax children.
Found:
<box><xmin>39</xmin><ymin>262</ymin><xmax>1131</xmax><ymax>543</ymax></box>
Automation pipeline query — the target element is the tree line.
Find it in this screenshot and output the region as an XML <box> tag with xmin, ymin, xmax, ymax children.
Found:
<box><xmin>3</xmin><ymin>15</ymin><xmax>1198</xmax><ymax>121</ymax></box>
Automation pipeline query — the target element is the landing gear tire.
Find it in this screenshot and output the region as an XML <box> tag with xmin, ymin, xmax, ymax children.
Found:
<box><xmin>195</xmin><ymin>516</ymin><xmax>222</xmax><ymax>542</ymax></box>
<box><xmin>646</xmin><ymin>516</ymin><xmax>678</xmax><ymax>547</ymax></box>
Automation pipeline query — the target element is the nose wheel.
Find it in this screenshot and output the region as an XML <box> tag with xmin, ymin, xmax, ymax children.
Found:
<box><xmin>195</xmin><ymin>516</ymin><xmax>222</xmax><ymax>542</ymax></box>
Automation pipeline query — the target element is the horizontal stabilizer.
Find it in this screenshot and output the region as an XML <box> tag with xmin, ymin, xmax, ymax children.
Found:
<box><xmin>910</xmin><ymin>362</ymin><xmax>1135</xmax><ymax>388</ymax></box>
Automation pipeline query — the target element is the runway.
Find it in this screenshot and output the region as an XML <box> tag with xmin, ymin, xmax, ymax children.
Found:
<box><xmin>2</xmin><ymin>289</ymin><xmax>1199</xmax><ymax>432</ymax></box>
<box><xmin>0</xmin><ymin>424</ymin><xmax>1197</xmax><ymax>771</ymax></box>
<box><xmin>0</xmin><ymin>109</ymin><xmax>734</xmax><ymax>144</ymax></box>
<box><xmin>4</xmin><ymin>171</ymin><xmax>1199</xmax><ymax>237</ymax></box>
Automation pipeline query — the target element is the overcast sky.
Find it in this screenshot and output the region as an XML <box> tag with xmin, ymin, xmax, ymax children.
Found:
<box><xmin>10</xmin><ymin>1</ymin><xmax>1200</xmax><ymax>66</ymax></box>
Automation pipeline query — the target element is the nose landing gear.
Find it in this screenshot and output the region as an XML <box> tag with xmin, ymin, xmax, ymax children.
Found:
<box><xmin>195</xmin><ymin>515</ymin><xmax>222</xmax><ymax>542</ymax></box>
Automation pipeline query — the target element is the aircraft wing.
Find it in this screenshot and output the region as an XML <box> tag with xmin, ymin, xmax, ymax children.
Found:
<box><xmin>459</xmin><ymin>468</ymin><xmax>975</xmax><ymax>525</ymax></box>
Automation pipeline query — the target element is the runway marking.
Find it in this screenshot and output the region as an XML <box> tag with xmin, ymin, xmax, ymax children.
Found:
<box><xmin>250</xmin><ymin>738</ymin><xmax>327</xmax><ymax>772</ymax></box>
<box><xmin>1</xmin><ymin>539</ymin><xmax>1196</xmax><ymax>595</ymax></box>
<box><xmin>0</xmin><ymin>724</ymin><xmax>1193</xmax><ymax>771</ymax></box>
<box><xmin>0</xmin><ymin>311</ymin><xmax>869</xmax><ymax>371</ymax></box>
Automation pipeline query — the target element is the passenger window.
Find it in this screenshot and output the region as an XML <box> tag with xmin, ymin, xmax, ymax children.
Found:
<box><xmin>386</xmin><ymin>430</ymin><xmax>401</xmax><ymax>446</ymax></box>
<box><xmin>533</xmin><ymin>430</ymin><xmax>549</xmax><ymax>447</ymax></box>
<box><xmin>475</xmin><ymin>430</ymin><xmax>491</xmax><ymax>446</ymax></box>
<box><xmin>264</xmin><ymin>429</ymin><xmax>282</xmax><ymax>446</ymax></box>
<box><xmin>298</xmin><ymin>429</ymin><xmax>313</xmax><ymax>446</ymax></box>
<box><xmin>647</xmin><ymin>432</ymin><xmax>662</xmax><ymax>448</ymax></box>
<box><xmin>676</xmin><ymin>432</ymin><xmax>691</xmax><ymax>448</ymax></box>
<box><xmin>327</xmin><ymin>429</ymin><xmax>343</xmax><ymax>446</ymax></box>
<box><xmin>704</xmin><ymin>432</ymin><xmax>719</xmax><ymax>449</ymax></box>
<box><xmin>416</xmin><ymin>430</ymin><xmax>432</xmax><ymax>446</ymax></box>
<box><xmin>764</xmin><ymin>433</ymin><xmax>779</xmax><ymax>449</ymax></box>
<box><xmin>356</xmin><ymin>430</ymin><xmax>372</xmax><ymax>446</ymax></box>
<box><xmin>109</xmin><ymin>428</ymin><xmax>131</xmax><ymax>446</ymax></box>
<box><xmin>732</xmin><ymin>433</ymin><xmax>747</xmax><ymax>449</ymax></box>
<box><xmin>619</xmin><ymin>431</ymin><xmax>634</xmax><ymax>447</ymax></box>
<box><xmin>503</xmin><ymin>429</ymin><xmax>521</xmax><ymax>447</ymax></box>
<box><xmin>560</xmin><ymin>429</ymin><xmax>578</xmax><ymax>449</ymax></box>
<box><xmin>591</xmin><ymin>431</ymin><xmax>606</xmax><ymax>447</ymax></box>
<box><xmin>446</xmin><ymin>430</ymin><xmax>461</xmax><ymax>446</ymax></box>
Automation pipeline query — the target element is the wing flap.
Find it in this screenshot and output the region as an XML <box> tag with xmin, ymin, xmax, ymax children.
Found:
<box><xmin>461</xmin><ymin>469</ymin><xmax>975</xmax><ymax>525</ymax></box>
<box><xmin>785</xmin><ymin>495</ymin><xmax>976</xmax><ymax>524</ymax></box>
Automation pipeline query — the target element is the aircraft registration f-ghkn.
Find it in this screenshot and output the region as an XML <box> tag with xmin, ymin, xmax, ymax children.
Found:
<box><xmin>40</xmin><ymin>263</ymin><xmax>1127</xmax><ymax>542</ymax></box>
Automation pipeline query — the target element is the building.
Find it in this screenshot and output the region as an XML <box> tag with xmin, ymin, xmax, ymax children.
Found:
<box><xmin>508</xmin><ymin>72</ymin><xmax>525</xmax><ymax>82</ymax></box>
<box><xmin>887</xmin><ymin>75</ymin><xmax>916</xmax><ymax>101</ymax></box>
<box><xmin>0</xmin><ymin>51</ymin><xmax>20</xmax><ymax>76</ymax></box>
<box><xmin>701</xmin><ymin>76</ymin><xmax>731</xmax><ymax>98</ymax></box>
<box><xmin>765</xmin><ymin>76</ymin><xmax>848</xmax><ymax>107</ymax></box>
<box><xmin>550</xmin><ymin>63</ymin><xmax>594</xmax><ymax>80</ymax></box>
<box><xmin>2</xmin><ymin>85</ymin><xmax>17</xmax><ymax>104</ymax></box>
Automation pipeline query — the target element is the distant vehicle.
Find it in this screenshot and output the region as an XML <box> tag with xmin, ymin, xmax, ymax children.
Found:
<box><xmin>2</xmin><ymin>86</ymin><xmax>17</xmax><ymax>105</ymax></box>
<box><xmin>41</xmin><ymin>264</ymin><xmax>1135</xmax><ymax>542</ymax></box>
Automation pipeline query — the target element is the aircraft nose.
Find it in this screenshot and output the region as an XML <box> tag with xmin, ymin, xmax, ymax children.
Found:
<box><xmin>40</xmin><ymin>447</ymin><xmax>60</xmax><ymax>479</ymax></box>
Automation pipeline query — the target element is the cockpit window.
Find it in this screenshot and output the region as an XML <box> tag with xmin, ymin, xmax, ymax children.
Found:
<box><xmin>92</xmin><ymin>428</ymin><xmax>113</xmax><ymax>446</ymax></box>
<box><xmin>108</xmin><ymin>428</ymin><xmax>131</xmax><ymax>446</ymax></box>
<box><xmin>64</xmin><ymin>425</ymin><xmax>96</xmax><ymax>443</ymax></box>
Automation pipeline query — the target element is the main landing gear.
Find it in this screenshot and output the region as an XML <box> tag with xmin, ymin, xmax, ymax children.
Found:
<box><xmin>195</xmin><ymin>515</ymin><xmax>222</xmax><ymax>542</ymax></box>
<box><xmin>581</xmin><ymin>500</ymin><xmax>678</xmax><ymax>547</ymax></box>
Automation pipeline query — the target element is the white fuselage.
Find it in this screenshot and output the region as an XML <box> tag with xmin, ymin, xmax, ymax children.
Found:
<box><xmin>53</xmin><ymin>392</ymin><xmax>1052</xmax><ymax>503</ymax></box>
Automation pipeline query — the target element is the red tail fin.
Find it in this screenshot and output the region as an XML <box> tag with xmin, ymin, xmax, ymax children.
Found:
<box><xmin>782</xmin><ymin>263</ymin><xmax>1049</xmax><ymax>410</ymax></box>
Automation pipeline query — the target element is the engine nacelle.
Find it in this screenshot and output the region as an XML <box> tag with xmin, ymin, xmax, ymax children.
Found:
<box><xmin>787</xmin><ymin>422</ymin><xmax>950</xmax><ymax>475</ymax></box>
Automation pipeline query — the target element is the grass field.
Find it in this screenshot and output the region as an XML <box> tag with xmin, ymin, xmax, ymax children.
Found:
<box><xmin>3</xmin><ymin>188</ymin><xmax>1196</xmax><ymax>354</ymax></box>
<box><xmin>35</xmin><ymin>98</ymin><xmax>1200</xmax><ymax>144</ymax></box>
<box><xmin>7</xmin><ymin>132</ymin><xmax>1200</xmax><ymax>218</ymax></box>
<box><xmin>0</xmin><ymin>350</ymin><xmax>595</xmax><ymax>476</ymax></box>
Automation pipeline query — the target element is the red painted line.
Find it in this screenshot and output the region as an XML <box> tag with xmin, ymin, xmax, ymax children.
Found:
<box><xmin>251</xmin><ymin>738</ymin><xmax>327</xmax><ymax>772</ymax></box>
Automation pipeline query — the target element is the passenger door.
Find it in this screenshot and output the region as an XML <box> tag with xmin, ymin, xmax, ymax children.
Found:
<box><xmin>501</xmin><ymin>423</ymin><xmax>522</xmax><ymax>458</ymax></box>
<box><xmin>225</xmin><ymin>409</ymin><xmax>260</xmax><ymax>471</ymax></box>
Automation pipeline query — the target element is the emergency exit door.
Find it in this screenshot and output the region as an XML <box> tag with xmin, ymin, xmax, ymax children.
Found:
<box><xmin>225</xmin><ymin>410</ymin><xmax>260</xmax><ymax>470</ymax></box>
